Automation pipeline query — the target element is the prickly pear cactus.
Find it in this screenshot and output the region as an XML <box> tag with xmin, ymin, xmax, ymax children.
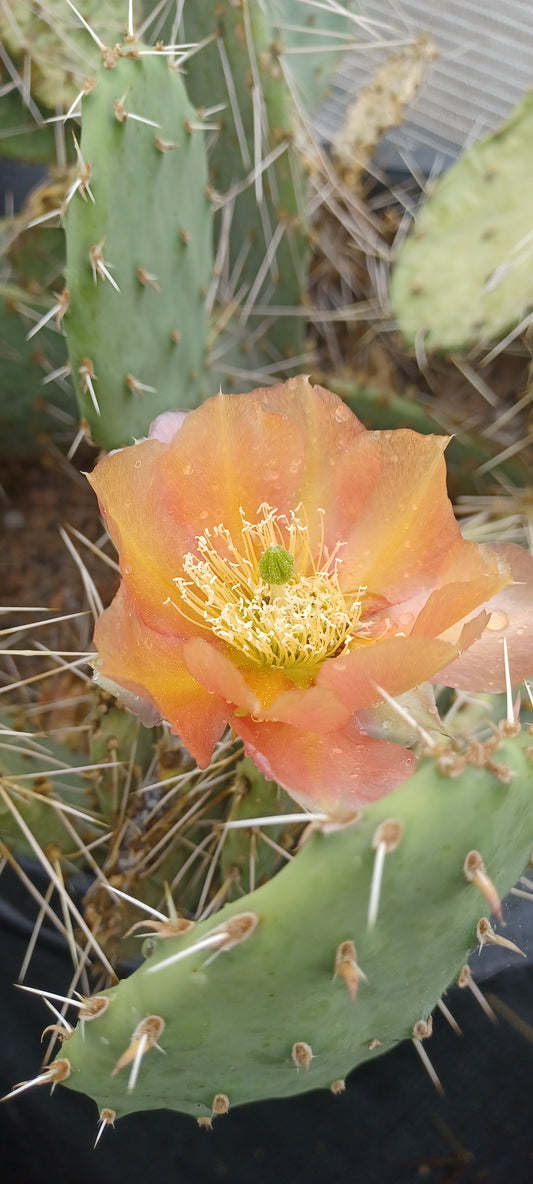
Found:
<box><xmin>181</xmin><ymin>1</ymin><xmax>312</xmax><ymax>372</ymax></box>
<box><xmin>54</xmin><ymin>725</ymin><xmax>533</xmax><ymax>1119</ymax></box>
<box><xmin>0</xmin><ymin>0</ymin><xmax>139</xmax><ymax>109</ymax></box>
<box><xmin>62</xmin><ymin>41</ymin><xmax>213</xmax><ymax>449</ymax></box>
<box><xmin>390</xmin><ymin>91</ymin><xmax>533</xmax><ymax>352</ymax></box>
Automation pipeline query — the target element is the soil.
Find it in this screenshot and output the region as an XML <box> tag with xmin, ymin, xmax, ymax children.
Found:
<box><xmin>0</xmin><ymin>442</ymin><xmax>118</xmax><ymax>706</ymax></box>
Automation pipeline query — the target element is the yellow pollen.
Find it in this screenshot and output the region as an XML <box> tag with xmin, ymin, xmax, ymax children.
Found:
<box><xmin>171</xmin><ymin>503</ymin><xmax>365</xmax><ymax>669</ymax></box>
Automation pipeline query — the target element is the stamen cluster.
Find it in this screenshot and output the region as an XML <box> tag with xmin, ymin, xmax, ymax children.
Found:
<box><xmin>171</xmin><ymin>503</ymin><xmax>364</xmax><ymax>668</ymax></box>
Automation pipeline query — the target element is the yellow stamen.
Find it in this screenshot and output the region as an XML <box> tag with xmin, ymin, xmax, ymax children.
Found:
<box><xmin>171</xmin><ymin>503</ymin><xmax>365</xmax><ymax>670</ymax></box>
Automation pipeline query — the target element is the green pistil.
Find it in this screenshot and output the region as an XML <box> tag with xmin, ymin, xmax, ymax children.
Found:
<box><xmin>258</xmin><ymin>545</ymin><xmax>295</xmax><ymax>586</ymax></box>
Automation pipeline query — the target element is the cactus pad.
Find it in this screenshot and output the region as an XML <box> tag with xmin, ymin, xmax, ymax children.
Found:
<box><xmin>390</xmin><ymin>92</ymin><xmax>533</xmax><ymax>352</ymax></box>
<box><xmin>63</xmin><ymin>43</ymin><xmax>212</xmax><ymax>449</ymax></box>
<box><xmin>57</xmin><ymin>727</ymin><xmax>533</xmax><ymax>1120</ymax></box>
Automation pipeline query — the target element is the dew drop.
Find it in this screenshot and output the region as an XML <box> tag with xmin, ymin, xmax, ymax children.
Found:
<box><xmin>289</xmin><ymin>458</ymin><xmax>301</xmax><ymax>474</ymax></box>
<box><xmin>487</xmin><ymin>610</ymin><xmax>509</xmax><ymax>632</ymax></box>
<box><xmin>183</xmin><ymin>464</ymin><xmax>193</xmax><ymax>476</ymax></box>
<box><xmin>134</xmin><ymin>459</ymin><xmax>142</xmax><ymax>469</ymax></box>
<box><xmin>199</xmin><ymin>509</ymin><xmax>208</xmax><ymax>520</ymax></box>
<box><xmin>334</xmin><ymin>405</ymin><xmax>350</xmax><ymax>423</ymax></box>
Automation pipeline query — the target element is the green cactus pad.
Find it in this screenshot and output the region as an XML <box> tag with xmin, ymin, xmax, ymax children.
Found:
<box><xmin>182</xmin><ymin>1</ymin><xmax>311</xmax><ymax>372</ymax></box>
<box><xmin>0</xmin><ymin>86</ymin><xmax>59</xmax><ymax>163</ymax></box>
<box><xmin>63</xmin><ymin>43</ymin><xmax>212</xmax><ymax>449</ymax></box>
<box><xmin>58</xmin><ymin>727</ymin><xmax>533</xmax><ymax>1120</ymax></box>
<box><xmin>390</xmin><ymin>92</ymin><xmax>533</xmax><ymax>352</ymax></box>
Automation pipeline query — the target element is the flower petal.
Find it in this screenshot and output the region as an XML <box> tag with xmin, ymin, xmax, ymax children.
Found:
<box><xmin>156</xmin><ymin>376</ymin><xmax>367</xmax><ymax>553</ymax></box>
<box><xmin>183</xmin><ymin>637</ymin><xmax>261</xmax><ymax>715</ymax></box>
<box><xmin>232</xmin><ymin>717</ymin><xmax>417</xmax><ymax>821</ymax></box>
<box><xmin>410</xmin><ymin>579</ymin><xmax>504</xmax><ymax>641</ymax></box>
<box><xmin>93</xmin><ymin>585</ymin><xmax>229</xmax><ymax>766</ymax></box>
<box><xmin>317</xmin><ymin>635</ymin><xmax>463</xmax><ymax>713</ymax></box>
<box><xmin>88</xmin><ymin>439</ymin><xmax>199</xmax><ymax>637</ymax></box>
<box><xmin>436</xmin><ymin>543</ymin><xmax>533</xmax><ymax>691</ymax></box>
<box><xmin>260</xmin><ymin>683</ymin><xmax>350</xmax><ymax>732</ymax></box>
<box><xmin>333</xmin><ymin>430</ymin><xmax>507</xmax><ymax>618</ymax></box>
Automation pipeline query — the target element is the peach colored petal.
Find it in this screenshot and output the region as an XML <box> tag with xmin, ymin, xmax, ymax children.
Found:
<box><xmin>237</xmin><ymin>663</ymin><xmax>295</xmax><ymax>710</ymax></box>
<box><xmin>332</xmin><ymin>433</ymin><xmax>508</xmax><ymax>629</ymax></box>
<box><xmin>88</xmin><ymin>440</ymin><xmax>199</xmax><ymax>637</ymax></box>
<box><xmin>93</xmin><ymin>585</ymin><xmax>228</xmax><ymax>766</ymax></box>
<box><xmin>336</xmin><ymin>430</ymin><xmax>458</xmax><ymax>602</ymax></box>
<box><xmin>183</xmin><ymin>637</ymin><xmax>261</xmax><ymax>715</ymax></box>
<box><xmin>232</xmin><ymin>717</ymin><xmax>417</xmax><ymax>821</ymax></box>
<box><xmin>410</xmin><ymin>571</ymin><xmax>508</xmax><ymax>639</ymax></box>
<box><xmin>436</xmin><ymin>543</ymin><xmax>533</xmax><ymax>691</ymax></box>
<box><xmin>317</xmin><ymin>635</ymin><xmax>463</xmax><ymax>713</ymax></box>
<box><xmin>260</xmin><ymin>684</ymin><xmax>350</xmax><ymax>732</ymax></box>
<box><xmin>156</xmin><ymin>377</ymin><xmax>367</xmax><ymax>556</ymax></box>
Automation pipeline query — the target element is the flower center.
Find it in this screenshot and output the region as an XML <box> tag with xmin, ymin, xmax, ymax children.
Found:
<box><xmin>170</xmin><ymin>503</ymin><xmax>365</xmax><ymax>669</ymax></box>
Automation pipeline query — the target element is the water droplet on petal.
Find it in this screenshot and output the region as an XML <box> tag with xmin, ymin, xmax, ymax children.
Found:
<box><xmin>183</xmin><ymin>464</ymin><xmax>193</xmax><ymax>476</ymax></box>
<box><xmin>487</xmin><ymin>610</ymin><xmax>509</xmax><ymax>632</ymax></box>
<box><xmin>134</xmin><ymin>459</ymin><xmax>142</xmax><ymax>469</ymax></box>
<box><xmin>199</xmin><ymin>510</ymin><xmax>208</xmax><ymax>520</ymax></box>
<box><xmin>334</xmin><ymin>405</ymin><xmax>351</xmax><ymax>423</ymax></box>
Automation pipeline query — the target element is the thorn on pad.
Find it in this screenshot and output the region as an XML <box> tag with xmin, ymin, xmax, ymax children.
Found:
<box><xmin>464</xmin><ymin>851</ymin><xmax>502</xmax><ymax>921</ymax></box>
<box><xmin>367</xmin><ymin>818</ymin><xmax>403</xmax><ymax>929</ymax></box>
<box><xmin>291</xmin><ymin>1041</ymin><xmax>313</xmax><ymax>1071</ymax></box>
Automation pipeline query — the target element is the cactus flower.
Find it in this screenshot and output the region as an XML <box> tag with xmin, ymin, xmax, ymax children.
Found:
<box><xmin>88</xmin><ymin>377</ymin><xmax>533</xmax><ymax>820</ymax></box>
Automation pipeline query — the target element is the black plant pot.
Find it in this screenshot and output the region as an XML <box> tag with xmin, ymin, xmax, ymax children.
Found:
<box><xmin>2</xmin><ymin>863</ymin><xmax>533</xmax><ymax>1184</ymax></box>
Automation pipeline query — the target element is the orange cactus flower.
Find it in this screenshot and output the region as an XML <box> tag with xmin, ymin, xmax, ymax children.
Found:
<box><xmin>88</xmin><ymin>377</ymin><xmax>533</xmax><ymax>821</ymax></box>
